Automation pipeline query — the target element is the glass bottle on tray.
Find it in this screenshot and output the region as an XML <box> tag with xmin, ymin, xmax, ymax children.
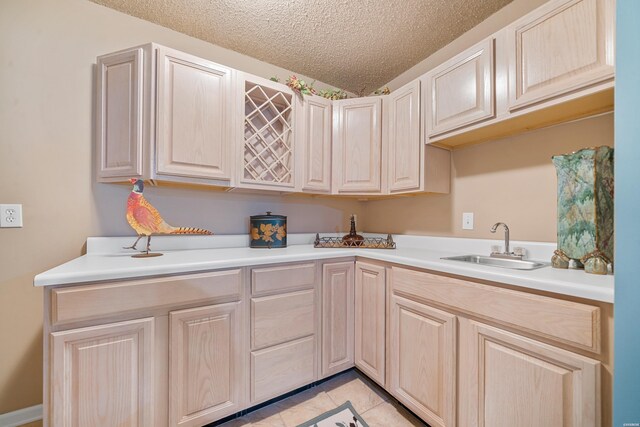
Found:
<box><xmin>342</xmin><ymin>214</ymin><xmax>364</xmax><ymax>246</ymax></box>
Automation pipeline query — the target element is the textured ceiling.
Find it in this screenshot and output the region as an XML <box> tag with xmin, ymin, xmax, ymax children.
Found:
<box><xmin>90</xmin><ymin>0</ymin><xmax>513</xmax><ymax>94</ymax></box>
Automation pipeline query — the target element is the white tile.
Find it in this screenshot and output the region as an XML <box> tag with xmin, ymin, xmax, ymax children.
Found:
<box><xmin>321</xmin><ymin>372</ymin><xmax>386</xmax><ymax>413</ymax></box>
<box><xmin>275</xmin><ymin>388</ymin><xmax>337</xmax><ymax>427</ymax></box>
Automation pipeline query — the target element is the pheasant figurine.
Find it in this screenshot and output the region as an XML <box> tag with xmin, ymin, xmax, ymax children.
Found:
<box><xmin>125</xmin><ymin>179</ymin><xmax>212</xmax><ymax>256</ymax></box>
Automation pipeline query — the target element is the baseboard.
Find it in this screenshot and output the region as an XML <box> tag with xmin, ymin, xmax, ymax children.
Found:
<box><xmin>0</xmin><ymin>404</ymin><xmax>43</xmax><ymax>427</ymax></box>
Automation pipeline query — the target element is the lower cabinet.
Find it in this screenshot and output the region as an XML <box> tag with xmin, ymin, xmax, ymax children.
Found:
<box><xmin>50</xmin><ymin>317</ymin><xmax>155</xmax><ymax>427</ymax></box>
<box><xmin>249</xmin><ymin>263</ymin><xmax>319</xmax><ymax>404</ymax></box>
<box><xmin>45</xmin><ymin>260</ymin><xmax>609</xmax><ymax>427</ymax></box>
<box><xmin>321</xmin><ymin>261</ymin><xmax>355</xmax><ymax>377</ymax></box>
<box><xmin>169</xmin><ymin>302</ymin><xmax>243</xmax><ymax>427</ymax></box>
<box><xmin>387</xmin><ymin>266</ymin><xmax>607</xmax><ymax>427</ymax></box>
<box><xmin>389</xmin><ymin>294</ymin><xmax>457</xmax><ymax>427</ymax></box>
<box><xmin>354</xmin><ymin>261</ymin><xmax>386</xmax><ymax>386</ymax></box>
<box><xmin>251</xmin><ymin>289</ymin><xmax>316</xmax><ymax>349</ymax></box>
<box><xmin>45</xmin><ymin>269</ymin><xmax>244</xmax><ymax>427</ymax></box>
<box><xmin>458</xmin><ymin>318</ymin><xmax>601</xmax><ymax>427</ymax></box>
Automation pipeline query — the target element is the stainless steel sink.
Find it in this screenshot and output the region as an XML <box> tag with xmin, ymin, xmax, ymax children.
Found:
<box><xmin>441</xmin><ymin>255</ymin><xmax>548</xmax><ymax>270</ymax></box>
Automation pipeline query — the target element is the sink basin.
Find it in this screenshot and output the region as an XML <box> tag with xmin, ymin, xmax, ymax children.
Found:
<box><xmin>441</xmin><ymin>255</ymin><xmax>548</xmax><ymax>270</ymax></box>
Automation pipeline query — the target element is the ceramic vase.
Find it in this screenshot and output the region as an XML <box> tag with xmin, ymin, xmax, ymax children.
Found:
<box><xmin>551</xmin><ymin>146</ymin><xmax>614</xmax><ymax>274</ymax></box>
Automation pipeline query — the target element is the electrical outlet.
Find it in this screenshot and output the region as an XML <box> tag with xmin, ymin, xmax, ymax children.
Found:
<box><xmin>462</xmin><ymin>212</ymin><xmax>474</xmax><ymax>230</ymax></box>
<box><xmin>0</xmin><ymin>204</ymin><xmax>23</xmax><ymax>228</ymax></box>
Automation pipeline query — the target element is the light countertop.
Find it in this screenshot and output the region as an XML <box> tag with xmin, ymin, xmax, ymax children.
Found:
<box><xmin>34</xmin><ymin>234</ymin><xmax>614</xmax><ymax>303</ymax></box>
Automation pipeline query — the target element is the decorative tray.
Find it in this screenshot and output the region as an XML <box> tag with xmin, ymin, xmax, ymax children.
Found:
<box><xmin>313</xmin><ymin>233</ymin><xmax>396</xmax><ymax>249</ymax></box>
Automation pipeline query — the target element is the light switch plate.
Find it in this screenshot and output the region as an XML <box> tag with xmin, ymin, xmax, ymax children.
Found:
<box><xmin>462</xmin><ymin>212</ymin><xmax>474</xmax><ymax>230</ymax></box>
<box><xmin>0</xmin><ymin>204</ymin><xmax>23</xmax><ymax>228</ymax></box>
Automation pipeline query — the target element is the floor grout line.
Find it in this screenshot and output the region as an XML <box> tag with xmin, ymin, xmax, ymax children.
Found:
<box><xmin>360</xmin><ymin>397</ymin><xmax>386</xmax><ymax>415</ymax></box>
<box><xmin>324</xmin><ymin>391</ymin><xmax>340</xmax><ymax>407</ymax></box>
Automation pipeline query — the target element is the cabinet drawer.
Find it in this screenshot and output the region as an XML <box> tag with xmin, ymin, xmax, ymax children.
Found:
<box><xmin>251</xmin><ymin>263</ymin><xmax>316</xmax><ymax>295</ymax></box>
<box><xmin>51</xmin><ymin>269</ymin><xmax>242</xmax><ymax>326</ymax></box>
<box><xmin>251</xmin><ymin>290</ymin><xmax>315</xmax><ymax>349</ymax></box>
<box><xmin>391</xmin><ymin>267</ymin><xmax>600</xmax><ymax>352</ymax></box>
<box><xmin>251</xmin><ymin>336</ymin><xmax>315</xmax><ymax>403</ymax></box>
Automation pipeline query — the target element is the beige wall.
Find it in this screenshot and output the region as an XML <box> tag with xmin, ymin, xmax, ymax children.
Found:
<box><xmin>365</xmin><ymin>113</ymin><xmax>614</xmax><ymax>241</ymax></box>
<box><xmin>0</xmin><ymin>0</ymin><xmax>363</xmax><ymax>415</ymax></box>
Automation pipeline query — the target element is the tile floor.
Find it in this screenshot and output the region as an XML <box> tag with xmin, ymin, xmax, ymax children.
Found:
<box><xmin>217</xmin><ymin>369</ymin><xmax>427</xmax><ymax>427</ymax></box>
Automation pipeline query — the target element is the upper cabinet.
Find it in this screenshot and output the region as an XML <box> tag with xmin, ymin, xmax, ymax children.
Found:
<box><xmin>238</xmin><ymin>73</ymin><xmax>296</xmax><ymax>191</ymax></box>
<box><xmin>96</xmin><ymin>48</ymin><xmax>144</xmax><ymax>180</ymax></box>
<box><xmin>96</xmin><ymin>43</ymin><xmax>236</xmax><ymax>187</ymax></box>
<box><xmin>156</xmin><ymin>47</ymin><xmax>234</xmax><ymax>182</ymax></box>
<box><xmin>426</xmin><ymin>38</ymin><xmax>495</xmax><ymax>137</ymax></box>
<box><xmin>386</xmin><ymin>80</ymin><xmax>422</xmax><ymax>193</ymax></box>
<box><xmin>98</xmin><ymin>0</ymin><xmax>615</xmax><ymax>196</ymax></box>
<box><xmin>95</xmin><ymin>44</ymin><xmax>452</xmax><ymax>196</ymax></box>
<box><xmin>332</xmin><ymin>89</ymin><xmax>450</xmax><ymax>196</ymax></box>
<box><xmin>332</xmin><ymin>97</ymin><xmax>384</xmax><ymax>194</ymax></box>
<box><xmin>295</xmin><ymin>95</ymin><xmax>332</xmax><ymax>193</ymax></box>
<box><xmin>507</xmin><ymin>0</ymin><xmax>615</xmax><ymax>111</ymax></box>
<box><xmin>427</xmin><ymin>0</ymin><xmax>615</xmax><ymax>147</ymax></box>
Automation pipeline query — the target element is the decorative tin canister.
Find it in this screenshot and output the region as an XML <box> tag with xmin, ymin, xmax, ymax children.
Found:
<box><xmin>250</xmin><ymin>212</ymin><xmax>287</xmax><ymax>248</ymax></box>
<box><xmin>551</xmin><ymin>146</ymin><xmax>614</xmax><ymax>274</ymax></box>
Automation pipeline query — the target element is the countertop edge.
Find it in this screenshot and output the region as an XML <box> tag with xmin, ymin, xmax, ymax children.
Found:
<box><xmin>33</xmin><ymin>246</ymin><xmax>614</xmax><ymax>303</ymax></box>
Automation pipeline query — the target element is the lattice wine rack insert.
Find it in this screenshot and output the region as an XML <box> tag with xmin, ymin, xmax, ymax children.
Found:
<box><xmin>243</xmin><ymin>82</ymin><xmax>294</xmax><ymax>185</ymax></box>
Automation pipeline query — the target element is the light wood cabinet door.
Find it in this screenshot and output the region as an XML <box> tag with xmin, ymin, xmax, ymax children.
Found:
<box><xmin>50</xmin><ymin>318</ymin><xmax>155</xmax><ymax>427</ymax></box>
<box><xmin>156</xmin><ymin>47</ymin><xmax>233</xmax><ymax>182</ymax></box>
<box><xmin>507</xmin><ymin>0</ymin><xmax>615</xmax><ymax>111</ymax></box>
<box><xmin>387</xmin><ymin>80</ymin><xmax>422</xmax><ymax>193</ymax></box>
<box><xmin>297</xmin><ymin>95</ymin><xmax>332</xmax><ymax>193</ymax></box>
<box><xmin>96</xmin><ymin>47</ymin><xmax>144</xmax><ymax>180</ymax></box>
<box><xmin>332</xmin><ymin>97</ymin><xmax>383</xmax><ymax>193</ymax></box>
<box><xmin>389</xmin><ymin>295</ymin><xmax>456</xmax><ymax>427</ymax></box>
<box><xmin>321</xmin><ymin>261</ymin><xmax>355</xmax><ymax>377</ymax></box>
<box><xmin>354</xmin><ymin>262</ymin><xmax>386</xmax><ymax>386</ymax></box>
<box><xmin>459</xmin><ymin>318</ymin><xmax>601</xmax><ymax>427</ymax></box>
<box><xmin>169</xmin><ymin>302</ymin><xmax>243</xmax><ymax>427</ymax></box>
<box><xmin>427</xmin><ymin>37</ymin><xmax>495</xmax><ymax>137</ymax></box>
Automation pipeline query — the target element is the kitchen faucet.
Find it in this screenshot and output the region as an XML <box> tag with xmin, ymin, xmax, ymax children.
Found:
<box><xmin>490</xmin><ymin>222</ymin><xmax>523</xmax><ymax>260</ymax></box>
